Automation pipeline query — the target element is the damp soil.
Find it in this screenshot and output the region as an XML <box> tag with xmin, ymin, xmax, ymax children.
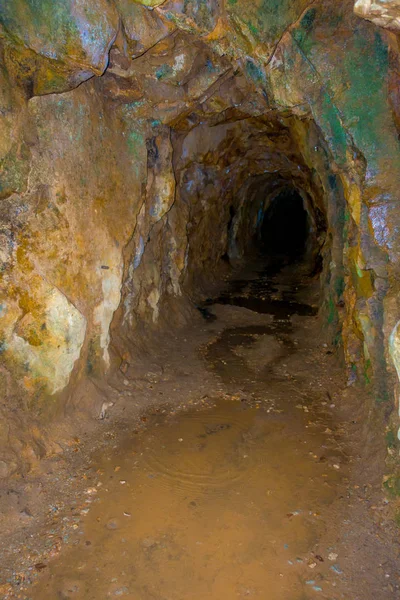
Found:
<box><xmin>29</xmin><ymin>399</ymin><xmax>342</xmax><ymax>600</ymax></box>
<box><xmin>1</xmin><ymin>258</ymin><xmax>400</xmax><ymax>599</ymax></box>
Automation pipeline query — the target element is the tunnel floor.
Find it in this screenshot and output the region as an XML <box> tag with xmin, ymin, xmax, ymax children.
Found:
<box><xmin>3</xmin><ymin>258</ymin><xmax>399</xmax><ymax>599</ymax></box>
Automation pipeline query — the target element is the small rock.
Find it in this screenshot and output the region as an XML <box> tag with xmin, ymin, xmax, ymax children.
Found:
<box><xmin>328</xmin><ymin>552</ymin><xmax>338</xmax><ymax>561</ymax></box>
<box><xmin>330</xmin><ymin>564</ymin><xmax>343</xmax><ymax>574</ymax></box>
<box><xmin>99</xmin><ymin>401</ymin><xmax>114</xmax><ymax>420</ymax></box>
<box><xmin>115</xmin><ymin>587</ymin><xmax>130</xmax><ymax>596</ymax></box>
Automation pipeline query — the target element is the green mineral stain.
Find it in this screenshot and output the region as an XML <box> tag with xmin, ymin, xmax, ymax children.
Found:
<box><xmin>339</xmin><ymin>30</ymin><xmax>396</xmax><ymax>169</ymax></box>
<box><xmin>333</xmin><ymin>331</ymin><xmax>342</xmax><ymax>347</ymax></box>
<box><xmin>163</xmin><ymin>11</ymin><xmax>182</xmax><ymax>25</ymax></box>
<box><xmin>383</xmin><ymin>475</ymin><xmax>400</xmax><ymax>498</ymax></box>
<box><xmin>1</xmin><ymin>0</ymin><xmax>115</xmax><ymax>75</ymax></box>
<box><xmin>317</xmin><ymin>92</ymin><xmax>348</xmax><ymax>165</ymax></box>
<box><xmin>1</xmin><ymin>0</ymin><xmax>80</xmax><ymax>57</ymax></box>
<box><xmin>206</xmin><ymin>58</ymin><xmax>216</xmax><ymax>73</ymax></box>
<box><xmin>386</xmin><ymin>430</ymin><xmax>397</xmax><ymax>449</ymax></box>
<box><xmin>364</xmin><ymin>358</ymin><xmax>371</xmax><ymax>385</ymax></box>
<box><xmin>227</xmin><ymin>0</ymin><xmax>306</xmax><ymax>44</ymax></box>
<box><xmin>125</xmin><ymin>101</ymin><xmax>145</xmax><ymax>111</ymax></box>
<box><xmin>300</xmin><ymin>7</ymin><xmax>316</xmax><ymax>30</ymax></box>
<box><xmin>121</xmin><ymin>102</ymin><xmax>146</xmax><ymax>121</ymax></box>
<box><xmin>334</xmin><ymin>276</ymin><xmax>345</xmax><ymax>299</ymax></box>
<box><xmin>292</xmin><ymin>7</ymin><xmax>316</xmax><ymax>55</ymax></box>
<box><xmin>335</xmin><ymin>203</ymin><xmax>345</xmax><ymax>230</ymax></box>
<box><xmin>374</xmin><ymin>30</ymin><xmax>389</xmax><ymax>69</ymax></box>
<box><xmin>37</xmin><ymin>69</ymin><xmax>70</xmax><ymax>95</ymax></box>
<box><xmin>327</xmin><ymin>296</ymin><xmax>336</xmax><ymax>325</ymax></box>
<box><xmin>155</xmin><ymin>64</ymin><xmax>174</xmax><ymax>80</ymax></box>
<box><xmin>246</xmin><ymin>21</ymin><xmax>259</xmax><ymax>37</ymax></box>
<box><xmin>258</xmin><ymin>0</ymin><xmax>301</xmax><ymax>40</ymax></box>
<box><xmin>286</xmin><ymin>7</ymin><xmax>397</xmax><ymax>175</ymax></box>
<box><xmin>127</xmin><ymin>130</ymin><xmax>143</xmax><ymax>156</ymax></box>
<box><xmin>126</xmin><ymin>129</ymin><xmax>145</xmax><ymax>177</ymax></box>
<box><xmin>245</xmin><ymin>59</ymin><xmax>266</xmax><ymax>85</ymax></box>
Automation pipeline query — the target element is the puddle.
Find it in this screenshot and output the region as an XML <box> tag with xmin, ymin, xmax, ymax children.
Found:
<box><xmin>210</xmin><ymin>295</ymin><xmax>317</xmax><ymax>318</ymax></box>
<box><xmin>31</xmin><ymin>399</ymin><xmax>342</xmax><ymax>600</ymax></box>
<box><xmin>202</xmin><ymin>261</ymin><xmax>317</xmax><ymax>319</ymax></box>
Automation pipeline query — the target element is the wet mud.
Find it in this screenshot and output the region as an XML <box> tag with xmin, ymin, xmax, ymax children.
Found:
<box><xmin>30</xmin><ymin>397</ymin><xmax>343</xmax><ymax>600</ymax></box>
<box><xmin>25</xmin><ymin>259</ymin><xmax>399</xmax><ymax>599</ymax></box>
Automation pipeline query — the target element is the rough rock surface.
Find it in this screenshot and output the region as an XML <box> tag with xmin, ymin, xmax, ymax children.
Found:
<box><xmin>0</xmin><ymin>0</ymin><xmax>400</xmax><ymax>484</ymax></box>
<box><xmin>355</xmin><ymin>0</ymin><xmax>400</xmax><ymax>31</ymax></box>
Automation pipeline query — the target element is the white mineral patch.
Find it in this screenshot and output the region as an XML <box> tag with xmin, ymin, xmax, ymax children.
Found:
<box><xmin>94</xmin><ymin>261</ymin><xmax>123</xmax><ymax>369</ymax></box>
<box><xmin>11</xmin><ymin>286</ymin><xmax>87</xmax><ymax>394</ymax></box>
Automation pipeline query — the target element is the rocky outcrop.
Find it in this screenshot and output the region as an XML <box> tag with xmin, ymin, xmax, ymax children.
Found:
<box><xmin>355</xmin><ymin>0</ymin><xmax>400</xmax><ymax>31</ymax></box>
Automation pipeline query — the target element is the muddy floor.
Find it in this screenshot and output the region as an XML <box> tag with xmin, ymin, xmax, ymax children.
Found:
<box><xmin>1</xmin><ymin>258</ymin><xmax>400</xmax><ymax>599</ymax></box>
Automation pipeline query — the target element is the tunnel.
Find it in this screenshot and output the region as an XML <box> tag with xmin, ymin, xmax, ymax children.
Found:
<box><xmin>1</xmin><ymin>1</ymin><xmax>400</xmax><ymax>598</ymax></box>
<box><xmin>259</xmin><ymin>189</ymin><xmax>309</xmax><ymax>262</ymax></box>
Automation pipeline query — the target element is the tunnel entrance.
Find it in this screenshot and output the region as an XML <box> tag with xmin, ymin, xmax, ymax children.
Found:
<box><xmin>259</xmin><ymin>189</ymin><xmax>309</xmax><ymax>262</ymax></box>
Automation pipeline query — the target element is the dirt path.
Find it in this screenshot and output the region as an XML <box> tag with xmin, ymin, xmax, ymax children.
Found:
<box><xmin>1</xmin><ymin>259</ymin><xmax>399</xmax><ymax>599</ymax></box>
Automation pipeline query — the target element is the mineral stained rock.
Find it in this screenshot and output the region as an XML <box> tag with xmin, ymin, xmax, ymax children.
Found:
<box><xmin>1</xmin><ymin>0</ymin><xmax>400</xmax><ymax>471</ymax></box>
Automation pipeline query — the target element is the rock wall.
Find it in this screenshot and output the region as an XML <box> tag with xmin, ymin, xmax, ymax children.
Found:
<box><xmin>1</xmin><ymin>0</ymin><xmax>400</xmax><ymax>474</ymax></box>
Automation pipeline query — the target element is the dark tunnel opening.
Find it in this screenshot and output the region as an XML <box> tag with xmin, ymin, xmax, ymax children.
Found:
<box><xmin>206</xmin><ymin>186</ymin><xmax>320</xmax><ymax>319</ymax></box>
<box><xmin>259</xmin><ymin>189</ymin><xmax>309</xmax><ymax>263</ymax></box>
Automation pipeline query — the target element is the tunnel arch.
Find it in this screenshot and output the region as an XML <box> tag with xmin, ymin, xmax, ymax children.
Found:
<box><xmin>221</xmin><ymin>168</ymin><xmax>327</xmax><ymax>275</ymax></box>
